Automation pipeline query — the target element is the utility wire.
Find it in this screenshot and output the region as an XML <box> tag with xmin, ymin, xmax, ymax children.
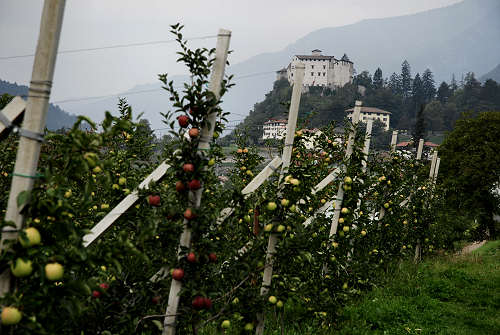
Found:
<box><xmin>0</xmin><ymin>35</ymin><xmax>218</xmax><ymax>60</ymax></box>
<box><xmin>50</xmin><ymin>71</ymin><xmax>277</xmax><ymax>105</ymax></box>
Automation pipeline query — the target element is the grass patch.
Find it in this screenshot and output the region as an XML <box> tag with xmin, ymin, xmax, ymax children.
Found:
<box><xmin>337</xmin><ymin>240</ymin><xmax>500</xmax><ymax>334</ymax></box>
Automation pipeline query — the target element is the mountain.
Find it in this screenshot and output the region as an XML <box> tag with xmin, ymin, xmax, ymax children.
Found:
<box><xmin>62</xmin><ymin>0</ymin><xmax>500</xmax><ymax>131</ymax></box>
<box><xmin>0</xmin><ymin>80</ymin><xmax>77</xmax><ymax>130</ymax></box>
<box><xmin>480</xmin><ymin>63</ymin><xmax>500</xmax><ymax>82</ymax></box>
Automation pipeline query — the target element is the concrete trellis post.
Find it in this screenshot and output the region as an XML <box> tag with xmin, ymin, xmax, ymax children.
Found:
<box><xmin>255</xmin><ymin>63</ymin><xmax>305</xmax><ymax>335</ymax></box>
<box><xmin>0</xmin><ymin>97</ymin><xmax>26</xmax><ymax>136</ymax></box>
<box><xmin>361</xmin><ymin>119</ymin><xmax>374</xmax><ymax>173</ymax></box>
<box><xmin>162</xmin><ymin>29</ymin><xmax>231</xmax><ymax>335</ymax></box>
<box><xmin>414</xmin><ymin>148</ymin><xmax>438</xmax><ymax>262</ymax></box>
<box><xmin>416</xmin><ymin>139</ymin><xmax>424</xmax><ymax>160</ymax></box>
<box><xmin>0</xmin><ymin>0</ymin><xmax>66</xmax><ymax>296</ymax></box>
<box><xmin>328</xmin><ymin>101</ymin><xmax>362</xmax><ymax>239</ymax></box>
<box><xmin>390</xmin><ymin>130</ymin><xmax>398</xmax><ymax>153</ymax></box>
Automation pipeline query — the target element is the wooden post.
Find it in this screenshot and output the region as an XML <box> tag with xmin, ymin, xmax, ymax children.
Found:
<box><xmin>328</xmin><ymin>101</ymin><xmax>361</xmax><ymax>239</ymax></box>
<box><xmin>0</xmin><ymin>97</ymin><xmax>26</xmax><ymax>135</ymax></box>
<box><xmin>390</xmin><ymin>130</ymin><xmax>398</xmax><ymax>153</ymax></box>
<box><xmin>1</xmin><ymin>0</ymin><xmax>66</xmax><ymax>296</ymax></box>
<box><xmin>255</xmin><ymin>63</ymin><xmax>305</xmax><ymax>335</ymax></box>
<box><xmin>162</xmin><ymin>29</ymin><xmax>231</xmax><ymax>335</ymax></box>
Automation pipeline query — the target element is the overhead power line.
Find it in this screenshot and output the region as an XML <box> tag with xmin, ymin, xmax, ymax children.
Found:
<box><xmin>50</xmin><ymin>70</ymin><xmax>277</xmax><ymax>105</ymax></box>
<box><xmin>0</xmin><ymin>35</ymin><xmax>218</xmax><ymax>60</ymax></box>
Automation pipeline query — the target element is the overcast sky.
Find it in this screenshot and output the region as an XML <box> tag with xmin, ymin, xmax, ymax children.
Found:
<box><xmin>0</xmin><ymin>0</ymin><xmax>462</xmax><ymax>101</ymax></box>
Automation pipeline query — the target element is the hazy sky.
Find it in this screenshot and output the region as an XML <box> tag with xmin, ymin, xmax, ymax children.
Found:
<box><xmin>0</xmin><ymin>0</ymin><xmax>462</xmax><ymax>102</ymax></box>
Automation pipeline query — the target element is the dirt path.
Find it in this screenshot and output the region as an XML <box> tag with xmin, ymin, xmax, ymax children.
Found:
<box><xmin>460</xmin><ymin>240</ymin><xmax>487</xmax><ymax>254</ymax></box>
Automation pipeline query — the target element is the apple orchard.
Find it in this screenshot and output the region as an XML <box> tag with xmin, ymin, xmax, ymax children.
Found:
<box><xmin>0</xmin><ymin>25</ymin><xmax>454</xmax><ymax>334</ymax></box>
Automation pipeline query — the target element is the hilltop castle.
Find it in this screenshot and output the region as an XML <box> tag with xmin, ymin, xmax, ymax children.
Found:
<box><xmin>277</xmin><ymin>49</ymin><xmax>354</xmax><ymax>89</ymax></box>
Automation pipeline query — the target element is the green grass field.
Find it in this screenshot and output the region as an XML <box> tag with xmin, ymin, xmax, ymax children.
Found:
<box><xmin>336</xmin><ymin>240</ymin><xmax>500</xmax><ymax>335</ymax></box>
<box><xmin>201</xmin><ymin>241</ymin><xmax>499</xmax><ymax>334</ymax></box>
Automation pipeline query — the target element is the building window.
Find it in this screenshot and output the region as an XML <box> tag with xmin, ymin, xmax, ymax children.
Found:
<box><xmin>311</xmin><ymin>65</ymin><xmax>314</xmax><ymax>69</ymax></box>
<box><xmin>311</xmin><ymin>72</ymin><xmax>314</xmax><ymax>76</ymax></box>
<box><xmin>383</xmin><ymin>117</ymin><xmax>387</xmax><ymax>121</ymax></box>
<box><xmin>318</xmin><ymin>72</ymin><xmax>321</xmax><ymax>76</ymax></box>
<box><xmin>323</xmin><ymin>72</ymin><xmax>326</xmax><ymax>76</ymax></box>
<box><xmin>323</xmin><ymin>65</ymin><xmax>326</xmax><ymax>69</ymax></box>
<box><xmin>291</xmin><ymin>73</ymin><xmax>293</xmax><ymax>77</ymax></box>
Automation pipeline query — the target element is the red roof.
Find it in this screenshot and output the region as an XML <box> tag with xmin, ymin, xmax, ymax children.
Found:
<box><xmin>424</xmin><ymin>141</ymin><xmax>439</xmax><ymax>147</ymax></box>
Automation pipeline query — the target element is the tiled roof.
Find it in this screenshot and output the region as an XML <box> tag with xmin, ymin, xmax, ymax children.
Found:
<box><xmin>345</xmin><ymin>106</ymin><xmax>391</xmax><ymax>115</ymax></box>
<box><xmin>296</xmin><ymin>55</ymin><xmax>336</xmax><ymax>61</ymax></box>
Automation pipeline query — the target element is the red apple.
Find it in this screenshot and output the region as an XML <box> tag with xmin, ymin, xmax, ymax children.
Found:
<box><xmin>204</xmin><ymin>297</ymin><xmax>212</xmax><ymax>309</ymax></box>
<box><xmin>99</xmin><ymin>283</ymin><xmax>109</xmax><ymax>290</ymax></box>
<box><xmin>188</xmin><ymin>179</ymin><xmax>201</xmax><ymax>190</ymax></box>
<box><xmin>184</xmin><ymin>208</ymin><xmax>195</xmax><ymax>220</ymax></box>
<box><xmin>148</xmin><ymin>195</ymin><xmax>161</xmax><ymax>206</ymax></box>
<box><xmin>175</xmin><ymin>181</ymin><xmax>185</xmax><ymax>192</ymax></box>
<box><xmin>188</xmin><ymin>128</ymin><xmax>199</xmax><ymax>138</ymax></box>
<box><xmin>92</xmin><ymin>290</ymin><xmax>101</xmax><ymax>298</ymax></box>
<box><xmin>172</xmin><ymin>268</ymin><xmax>184</xmax><ymax>281</ymax></box>
<box><xmin>192</xmin><ymin>296</ymin><xmax>205</xmax><ymax>310</ymax></box>
<box><xmin>187</xmin><ymin>252</ymin><xmax>197</xmax><ymax>263</ymax></box>
<box><xmin>152</xmin><ymin>296</ymin><xmax>160</xmax><ymax>304</ymax></box>
<box><xmin>208</xmin><ymin>253</ymin><xmax>217</xmax><ymax>262</ymax></box>
<box><xmin>177</xmin><ymin>115</ymin><xmax>189</xmax><ymax>128</ymax></box>
<box><xmin>183</xmin><ymin>163</ymin><xmax>195</xmax><ymax>173</ymax></box>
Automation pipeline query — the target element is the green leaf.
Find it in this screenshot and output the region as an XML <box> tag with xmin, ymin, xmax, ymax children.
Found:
<box><xmin>17</xmin><ymin>190</ymin><xmax>30</xmax><ymax>207</ymax></box>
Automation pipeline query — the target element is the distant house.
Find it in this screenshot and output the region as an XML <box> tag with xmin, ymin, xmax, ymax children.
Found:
<box><xmin>282</xmin><ymin>49</ymin><xmax>354</xmax><ymax>89</ymax></box>
<box><xmin>263</xmin><ymin>118</ymin><xmax>287</xmax><ymax>140</ymax></box>
<box><xmin>346</xmin><ymin>106</ymin><xmax>391</xmax><ymax>131</ymax></box>
<box><xmin>396</xmin><ymin>141</ymin><xmax>439</xmax><ymax>148</ymax></box>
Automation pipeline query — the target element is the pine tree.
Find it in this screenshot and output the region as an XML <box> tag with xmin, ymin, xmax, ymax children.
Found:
<box><xmin>412</xmin><ymin>104</ymin><xmax>426</xmax><ymax>148</ymax></box>
<box><xmin>373</xmin><ymin>67</ymin><xmax>384</xmax><ymax>89</ymax></box>
<box><xmin>450</xmin><ymin>74</ymin><xmax>458</xmax><ymax>92</ymax></box>
<box><xmin>437</xmin><ymin>81</ymin><xmax>451</xmax><ymax>104</ymax></box>
<box><xmin>422</xmin><ymin>69</ymin><xmax>436</xmax><ymax>102</ymax></box>
<box><xmin>401</xmin><ymin>60</ymin><xmax>412</xmax><ymax>99</ymax></box>
<box><xmin>388</xmin><ymin>72</ymin><xmax>402</xmax><ymax>95</ymax></box>
<box><xmin>412</xmin><ymin>73</ymin><xmax>424</xmax><ymax>110</ymax></box>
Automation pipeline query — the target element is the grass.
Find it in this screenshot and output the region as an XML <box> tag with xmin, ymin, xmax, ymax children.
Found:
<box><xmin>200</xmin><ymin>241</ymin><xmax>499</xmax><ymax>334</ymax></box>
<box><xmin>336</xmin><ymin>240</ymin><xmax>500</xmax><ymax>334</ymax></box>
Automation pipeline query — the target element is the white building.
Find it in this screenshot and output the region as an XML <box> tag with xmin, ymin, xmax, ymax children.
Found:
<box><xmin>280</xmin><ymin>49</ymin><xmax>354</xmax><ymax>89</ymax></box>
<box><xmin>346</xmin><ymin>106</ymin><xmax>391</xmax><ymax>131</ymax></box>
<box><xmin>262</xmin><ymin>118</ymin><xmax>287</xmax><ymax>140</ymax></box>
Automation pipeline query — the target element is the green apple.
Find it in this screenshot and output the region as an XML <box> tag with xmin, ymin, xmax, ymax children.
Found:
<box><xmin>341</xmin><ymin>207</ymin><xmax>349</xmax><ymax>214</ymax></box>
<box><xmin>11</xmin><ymin>258</ymin><xmax>32</xmax><ymax>277</ymax></box>
<box><xmin>344</xmin><ymin>176</ymin><xmax>352</xmax><ymax>184</ymax></box>
<box><xmin>276</xmin><ymin>300</ymin><xmax>284</xmax><ymax>308</ymax></box>
<box><xmin>266</xmin><ymin>202</ymin><xmax>277</xmax><ymax>211</ymax></box>
<box><xmin>244</xmin><ymin>323</ymin><xmax>254</xmax><ymax>331</ymax></box>
<box><xmin>290</xmin><ymin>178</ymin><xmax>300</xmax><ymax>186</ymax></box>
<box><xmin>361</xmin><ymin>230</ymin><xmax>367</xmax><ymax>236</ymax></box>
<box><xmin>244</xmin><ymin>215</ymin><xmax>252</xmax><ymax>223</ymax></box>
<box><xmin>232</xmin><ymin>297</ymin><xmax>239</xmax><ymax>305</ymax></box>
<box><xmin>276</xmin><ymin>225</ymin><xmax>285</xmax><ymax>233</ymax></box>
<box><xmin>289</xmin><ymin>204</ymin><xmax>297</xmax><ymax>212</ymax></box>
<box><xmin>264</xmin><ymin>224</ymin><xmax>273</xmax><ymax>232</ymax></box>
<box><xmin>342</xmin><ymin>282</ymin><xmax>348</xmax><ymax>290</ymax></box>
<box><xmin>338</xmin><ymin>218</ymin><xmax>344</xmax><ymax>224</ymax></box>
<box><xmin>343</xmin><ymin>226</ymin><xmax>350</xmax><ymax>232</ymax></box>
<box><xmin>221</xmin><ymin>320</ymin><xmax>231</xmax><ymax>329</ymax></box>
<box><xmin>19</xmin><ymin>227</ymin><xmax>41</xmax><ymax>247</ymax></box>
<box><xmin>320</xmin><ymin>198</ymin><xmax>326</xmax><ymax>204</ymax></box>
<box><xmin>268</xmin><ymin>296</ymin><xmax>277</xmax><ymax>304</ymax></box>
<box><xmin>118</xmin><ymin>177</ymin><xmax>126</xmax><ymax>185</ymax></box>
<box><xmin>383</xmin><ymin>203</ymin><xmax>390</xmax><ymax>209</ymax></box>
<box><xmin>332</xmin><ymin>242</ymin><xmax>339</xmax><ymax>248</ymax></box>
<box><xmin>1</xmin><ymin>306</ymin><xmax>22</xmax><ymax>325</ymax></box>
<box><xmin>208</xmin><ymin>158</ymin><xmax>216</xmax><ymax>166</ymax></box>
<box><xmin>281</xmin><ymin>199</ymin><xmax>290</xmax><ymax>207</ymax></box>
<box><xmin>45</xmin><ymin>262</ymin><xmax>64</xmax><ymax>281</ymax></box>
